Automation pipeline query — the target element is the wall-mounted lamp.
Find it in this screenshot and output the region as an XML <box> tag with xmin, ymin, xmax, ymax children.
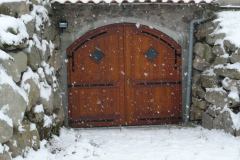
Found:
<box><xmin>58</xmin><ymin>20</ymin><xmax>68</xmax><ymax>33</ymax></box>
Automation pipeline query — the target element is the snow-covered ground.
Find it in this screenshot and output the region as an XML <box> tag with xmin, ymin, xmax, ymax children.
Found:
<box><xmin>14</xmin><ymin>126</ymin><xmax>240</xmax><ymax>160</ymax></box>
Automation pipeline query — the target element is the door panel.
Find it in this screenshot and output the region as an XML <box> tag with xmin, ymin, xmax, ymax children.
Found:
<box><xmin>67</xmin><ymin>23</ymin><xmax>182</xmax><ymax>127</ymax></box>
<box><xmin>124</xmin><ymin>24</ymin><xmax>182</xmax><ymax>125</ymax></box>
<box><xmin>68</xmin><ymin>25</ymin><xmax>125</xmax><ymax>127</ymax></box>
<box><xmin>133</xmin><ymin>86</ymin><xmax>181</xmax><ymax>119</ymax></box>
<box><xmin>68</xmin><ymin>87</ymin><xmax>121</xmax><ymax>127</ymax></box>
<box><xmin>124</xmin><ymin>25</ymin><xmax>181</xmax><ymax>81</ymax></box>
<box><xmin>70</xmin><ymin>27</ymin><xmax>122</xmax><ymax>83</ymax></box>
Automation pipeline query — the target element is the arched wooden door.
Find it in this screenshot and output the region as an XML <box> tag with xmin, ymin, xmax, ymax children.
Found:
<box><xmin>67</xmin><ymin>23</ymin><xmax>182</xmax><ymax>127</ymax></box>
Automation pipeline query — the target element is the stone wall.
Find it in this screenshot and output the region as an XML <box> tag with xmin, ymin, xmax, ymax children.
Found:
<box><xmin>191</xmin><ymin>14</ymin><xmax>240</xmax><ymax>136</ymax></box>
<box><xmin>0</xmin><ymin>1</ymin><xmax>64</xmax><ymax>159</ymax></box>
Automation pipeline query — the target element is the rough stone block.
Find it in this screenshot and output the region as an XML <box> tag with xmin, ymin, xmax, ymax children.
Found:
<box><xmin>48</xmin><ymin>50</ymin><xmax>62</xmax><ymax>72</ymax></box>
<box><xmin>0</xmin><ymin>116</ymin><xmax>13</xmax><ymax>143</ymax></box>
<box><xmin>236</xmin><ymin>129</ymin><xmax>240</xmax><ymax>136</ymax></box>
<box><xmin>28</xmin><ymin>104</ymin><xmax>44</xmax><ymax>123</ymax></box>
<box><xmin>2</xmin><ymin>2</ymin><xmax>29</xmax><ymax>17</ymax></box>
<box><xmin>0</xmin><ymin>58</ymin><xmax>21</xmax><ymax>83</ymax></box>
<box><xmin>222</xmin><ymin>111</ymin><xmax>235</xmax><ymax>135</ymax></box>
<box><xmin>213</xmin><ymin>56</ymin><xmax>229</xmax><ymax>65</ymax></box>
<box><xmin>0</xmin><ymin>151</ymin><xmax>11</xmax><ymax>160</ymax></box>
<box><xmin>190</xmin><ymin>105</ymin><xmax>203</xmax><ymax>120</ymax></box>
<box><xmin>39</xmin><ymin>82</ymin><xmax>54</xmax><ymax>115</ymax></box>
<box><xmin>192</xmin><ymin>84</ymin><xmax>206</xmax><ymax>99</ymax></box>
<box><xmin>195</xmin><ymin>22</ymin><xmax>216</xmax><ymax>40</ymax></box>
<box><xmin>23</xmin><ymin>78</ymin><xmax>40</xmax><ymax>112</ymax></box>
<box><xmin>9</xmin><ymin>51</ymin><xmax>28</xmax><ymax>74</ymax></box>
<box><xmin>230</xmin><ymin>49</ymin><xmax>240</xmax><ymax>63</ymax></box>
<box><xmin>205</xmin><ymin>88</ymin><xmax>228</xmax><ymax>107</ymax></box>
<box><xmin>0</xmin><ymin>84</ymin><xmax>27</xmax><ymax>127</ymax></box>
<box><xmin>206</xmin><ymin>33</ymin><xmax>225</xmax><ymax>46</ymax></box>
<box><xmin>200</xmin><ymin>74</ymin><xmax>218</xmax><ymax>88</ymax></box>
<box><xmin>215</xmin><ymin>64</ymin><xmax>240</xmax><ymax>80</ymax></box>
<box><xmin>206</xmin><ymin>105</ymin><xmax>222</xmax><ymax>118</ymax></box>
<box><xmin>194</xmin><ymin>42</ymin><xmax>214</xmax><ymax>63</ymax></box>
<box><xmin>192</xmin><ymin>98</ymin><xmax>208</xmax><ymax>110</ymax></box>
<box><xmin>212</xmin><ymin>113</ymin><xmax>224</xmax><ymax>129</ymax></box>
<box><xmin>224</xmin><ymin>40</ymin><xmax>236</xmax><ymax>54</ymax></box>
<box><xmin>193</xmin><ymin>56</ymin><xmax>210</xmax><ymax>71</ymax></box>
<box><xmin>212</xmin><ymin>45</ymin><xmax>224</xmax><ymax>56</ymax></box>
<box><xmin>7</xmin><ymin>120</ymin><xmax>40</xmax><ymax>158</ymax></box>
<box><xmin>26</xmin><ymin>46</ymin><xmax>42</xmax><ymax>71</ymax></box>
<box><xmin>202</xmin><ymin>112</ymin><xmax>214</xmax><ymax>130</ymax></box>
<box><xmin>0</xmin><ymin>5</ymin><xmax>11</xmax><ymax>15</ymax></box>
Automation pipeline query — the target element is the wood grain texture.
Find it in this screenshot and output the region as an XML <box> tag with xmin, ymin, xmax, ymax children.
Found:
<box><xmin>67</xmin><ymin>23</ymin><xmax>182</xmax><ymax>127</ymax></box>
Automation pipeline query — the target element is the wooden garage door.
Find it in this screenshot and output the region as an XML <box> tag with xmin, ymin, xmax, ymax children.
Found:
<box><xmin>67</xmin><ymin>23</ymin><xmax>182</xmax><ymax>127</ymax></box>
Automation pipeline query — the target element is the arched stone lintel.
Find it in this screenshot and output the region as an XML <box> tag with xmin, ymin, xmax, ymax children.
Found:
<box><xmin>74</xmin><ymin>17</ymin><xmax>185</xmax><ymax>47</ymax></box>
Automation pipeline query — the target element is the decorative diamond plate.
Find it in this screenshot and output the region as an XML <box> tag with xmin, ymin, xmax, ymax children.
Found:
<box><xmin>145</xmin><ymin>48</ymin><xmax>159</xmax><ymax>61</ymax></box>
<box><xmin>90</xmin><ymin>49</ymin><xmax>105</xmax><ymax>63</ymax></box>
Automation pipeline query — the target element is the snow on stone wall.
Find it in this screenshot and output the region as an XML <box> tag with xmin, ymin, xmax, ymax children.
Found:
<box><xmin>0</xmin><ymin>0</ymin><xmax>24</xmax><ymax>4</ymax></box>
<box><xmin>191</xmin><ymin>11</ymin><xmax>240</xmax><ymax>136</ymax></box>
<box><xmin>52</xmin><ymin>0</ymin><xmax>214</xmax><ymax>4</ymax></box>
<box><xmin>0</xmin><ymin>1</ymin><xmax>64</xmax><ymax>159</ymax></box>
